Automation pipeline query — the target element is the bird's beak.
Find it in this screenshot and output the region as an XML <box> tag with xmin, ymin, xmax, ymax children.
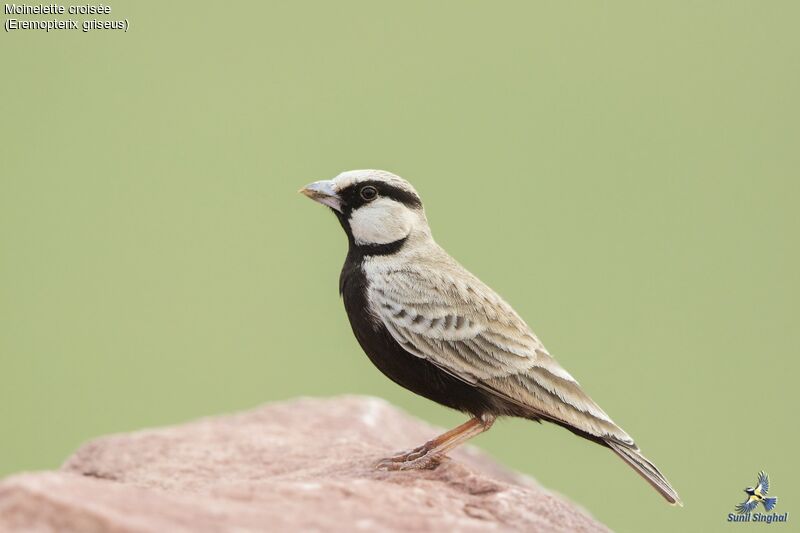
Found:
<box><xmin>299</xmin><ymin>180</ymin><xmax>342</xmax><ymax>213</ymax></box>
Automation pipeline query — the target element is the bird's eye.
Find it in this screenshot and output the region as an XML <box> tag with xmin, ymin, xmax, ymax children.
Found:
<box><xmin>360</xmin><ymin>185</ymin><xmax>378</xmax><ymax>201</ymax></box>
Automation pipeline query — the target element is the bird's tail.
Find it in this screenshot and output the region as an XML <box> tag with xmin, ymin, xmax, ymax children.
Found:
<box><xmin>606</xmin><ymin>439</ymin><xmax>682</xmax><ymax>506</ymax></box>
<box><xmin>763</xmin><ymin>497</ymin><xmax>778</xmax><ymax>511</ymax></box>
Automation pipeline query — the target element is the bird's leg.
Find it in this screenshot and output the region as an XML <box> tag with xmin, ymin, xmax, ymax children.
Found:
<box><xmin>376</xmin><ymin>414</ymin><xmax>495</xmax><ymax>471</ymax></box>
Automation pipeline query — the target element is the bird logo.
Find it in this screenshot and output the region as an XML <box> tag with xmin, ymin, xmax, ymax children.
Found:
<box><xmin>735</xmin><ymin>471</ymin><xmax>778</xmax><ymax>514</ymax></box>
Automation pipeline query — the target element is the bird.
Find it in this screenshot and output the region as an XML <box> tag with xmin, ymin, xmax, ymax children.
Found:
<box><xmin>736</xmin><ymin>472</ymin><xmax>777</xmax><ymax>513</ymax></box>
<box><xmin>300</xmin><ymin>169</ymin><xmax>681</xmax><ymax>505</ymax></box>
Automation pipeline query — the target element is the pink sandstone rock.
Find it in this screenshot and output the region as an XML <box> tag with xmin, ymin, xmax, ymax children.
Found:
<box><xmin>0</xmin><ymin>395</ymin><xmax>610</xmax><ymax>532</ymax></box>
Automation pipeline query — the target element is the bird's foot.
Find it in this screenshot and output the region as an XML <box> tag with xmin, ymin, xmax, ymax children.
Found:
<box><xmin>375</xmin><ymin>444</ymin><xmax>446</xmax><ymax>471</ymax></box>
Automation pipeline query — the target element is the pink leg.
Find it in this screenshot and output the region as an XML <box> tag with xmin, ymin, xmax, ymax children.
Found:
<box><xmin>376</xmin><ymin>414</ymin><xmax>496</xmax><ymax>471</ymax></box>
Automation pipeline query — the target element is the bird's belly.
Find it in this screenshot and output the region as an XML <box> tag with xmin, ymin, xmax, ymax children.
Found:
<box><xmin>350</xmin><ymin>312</ymin><xmax>497</xmax><ymax>416</ymax></box>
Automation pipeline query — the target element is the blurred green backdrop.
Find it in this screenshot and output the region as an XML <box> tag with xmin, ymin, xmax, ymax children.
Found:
<box><xmin>1</xmin><ymin>2</ymin><xmax>798</xmax><ymax>531</ymax></box>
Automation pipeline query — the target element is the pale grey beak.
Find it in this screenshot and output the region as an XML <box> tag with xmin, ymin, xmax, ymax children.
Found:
<box><xmin>299</xmin><ymin>180</ymin><xmax>342</xmax><ymax>212</ymax></box>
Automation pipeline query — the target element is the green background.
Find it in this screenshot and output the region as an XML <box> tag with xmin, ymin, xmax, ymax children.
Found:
<box><xmin>2</xmin><ymin>2</ymin><xmax>797</xmax><ymax>531</ymax></box>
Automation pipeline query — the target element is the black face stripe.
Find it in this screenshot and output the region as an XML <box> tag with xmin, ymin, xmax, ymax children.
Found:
<box><xmin>355</xmin><ymin>236</ymin><xmax>408</xmax><ymax>257</ymax></box>
<box><xmin>337</xmin><ymin>180</ymin><xmax>422</xmax><ymax>216</ymax></box>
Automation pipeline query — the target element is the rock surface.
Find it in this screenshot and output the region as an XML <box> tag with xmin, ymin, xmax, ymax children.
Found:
<box><xmin>0</xmin><ymin>396</ymin><xmax>610</xmax><ymax>532</ymax></box>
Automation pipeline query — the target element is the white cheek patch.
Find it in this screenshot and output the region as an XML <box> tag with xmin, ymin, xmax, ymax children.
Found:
<box><xmin>350</xmin><ymin>198</ymin><xmax>415</xmax><ymax>245</ymax></box>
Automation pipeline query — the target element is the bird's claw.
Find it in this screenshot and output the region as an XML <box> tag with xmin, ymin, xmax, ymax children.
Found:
<box><xmin>375</xmin><ymin>445</ymin><xmax>446</xmax><ymax>471</ymax></box>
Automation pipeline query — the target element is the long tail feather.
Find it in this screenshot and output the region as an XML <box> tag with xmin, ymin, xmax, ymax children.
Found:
<box><xmin>606</xmin><ymin>440</ymin><xmax>682</xmax><ymax>506</ymax></box>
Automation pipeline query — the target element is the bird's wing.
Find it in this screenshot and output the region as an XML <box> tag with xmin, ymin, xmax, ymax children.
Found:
<box><xmin>735</xmin><ymin>495</ymin><xmax>759</xmax><ymax>514</ymax></box>
<box><xmin>757</xmin><ymin>471</ymin><xmax>770</xmax><ymax>495</ymax></box>
<box><xmin>368</xmin><ymin>263</ymin><xmax>633</xmax><ymax>444</ymax></box>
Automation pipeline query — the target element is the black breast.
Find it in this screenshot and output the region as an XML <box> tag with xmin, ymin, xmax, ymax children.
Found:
<box><xmin>338</xmin><ymin>250</ymin><xmax>502</xmax><ymax>418</ymax></box>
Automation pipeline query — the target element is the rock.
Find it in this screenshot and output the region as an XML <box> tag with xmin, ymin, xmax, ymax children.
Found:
<box><xmin>0</xmin><ymin>396</ymin><xmax>610</xmax><ymax>532</ymax></box>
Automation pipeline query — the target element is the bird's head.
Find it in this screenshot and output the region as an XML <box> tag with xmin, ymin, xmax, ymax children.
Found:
<box><xmin>745</xmin><ymin>487</ymin><xmax>755</xmax><ymax>495</ymax></box>
<box><xmin>300</xmin><ymin>170</ymin><xmax>430</xmax><ymax>251</ymax></box>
